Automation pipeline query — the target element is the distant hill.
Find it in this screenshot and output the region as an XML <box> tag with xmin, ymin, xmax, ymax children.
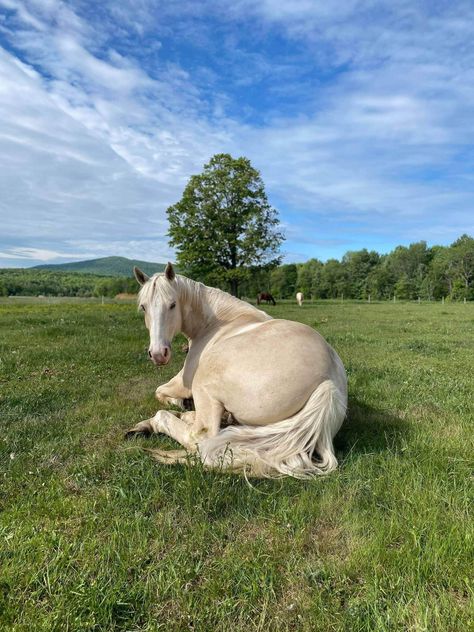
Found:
<box><xmin>33</xmin><ymin>256</ymin><xmax>167</xmax><ymax>277</ymax></box>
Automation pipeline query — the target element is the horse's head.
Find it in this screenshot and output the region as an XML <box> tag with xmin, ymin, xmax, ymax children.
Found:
<box><xmin>134</xmin><ymin>262</ymin><xmax>181</xmax><ymax>366</ymax></box>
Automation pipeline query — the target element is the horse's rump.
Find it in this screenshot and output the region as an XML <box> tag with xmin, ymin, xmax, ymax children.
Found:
<box><xmin>200</xmin><ymin>318</ymin><xmax>342</xmax><ymax>426</ymax></box>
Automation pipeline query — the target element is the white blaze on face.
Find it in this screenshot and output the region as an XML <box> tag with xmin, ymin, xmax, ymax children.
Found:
<box><xmin>137</xmin><ymin>268</ymin><xmax>181</xmax><ymax>366</ymax></box>
<box><xmin>147</xmin><ymin>277</ymin><xmax>181</xmax><ymax>365</ymax></box>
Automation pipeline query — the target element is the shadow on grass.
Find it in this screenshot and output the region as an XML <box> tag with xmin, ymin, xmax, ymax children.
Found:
<box><xmin>335</xmin><ymin>395</ymin><xmax>409</xmax><ymax>458</ymax></box>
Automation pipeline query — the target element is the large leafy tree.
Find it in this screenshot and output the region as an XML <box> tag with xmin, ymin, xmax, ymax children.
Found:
<box><xmin>167</xmin><ymin>153</ymin><xmax>284</xmax><ymax>296</ymax></box>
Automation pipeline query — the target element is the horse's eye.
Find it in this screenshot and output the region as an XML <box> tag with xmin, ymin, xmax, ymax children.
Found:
<box><xmin>140</xmin><ymin>304</ymin><xmax>145</xmax><ymax>312</ymax></box>
<box><xmin>170</xmin><ymin>302</ymin><xmax>176</xmax><ymax>310</ymax></box>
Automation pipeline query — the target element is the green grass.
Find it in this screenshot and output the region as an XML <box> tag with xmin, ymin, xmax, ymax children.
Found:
<box><xmin>1</xmin><ymin>299</ymin><xmax>473</xmax><ymax>631</ymax></box>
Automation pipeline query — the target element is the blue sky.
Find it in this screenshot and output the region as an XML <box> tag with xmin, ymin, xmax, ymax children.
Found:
<box><xmin>0</xmin><ymin>0</ymin><xmax>473</xmax><ymax>267</ymax></box>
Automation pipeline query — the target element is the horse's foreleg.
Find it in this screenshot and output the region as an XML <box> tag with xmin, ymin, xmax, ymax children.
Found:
<box><xmin>155</xmin><ymin>368</ymin><xmax>192</xmax><ymax>409</ymax></box>
<box><xmin>125</xmin><ymin>417</ymin><xmax>155</xmax><ymax>438</ymax></box>
<box><xmin>125</xmin><ymin>410</ymin><xmax>196</xmax><ymax>446</ymax></box>
<box><xmin>146</xmin><ymin>397</ymin><xmax>225</xmax><ymax>465</ymax></box>
<box><xmin>155</xmin><ymin>394</ymin><xmax>224</xmax><ymax>445</ymax></box>
<box><xmin>144</xmin><ymin>410</ymin><xmax>207</xmax><ymax>465</ymax></box>
<box><xmin>127</xmin><ymin>390</ymin><xmax>225</xmax><ymax>467</ymax></box>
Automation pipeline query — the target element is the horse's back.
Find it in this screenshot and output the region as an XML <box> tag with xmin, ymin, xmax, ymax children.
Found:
<box><xmin>199</xmin><ymin>318</ymin><xmax>346</xmax><ymax>425</ymax></box>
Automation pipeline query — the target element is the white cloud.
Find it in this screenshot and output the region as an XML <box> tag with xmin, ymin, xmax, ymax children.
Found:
<box><xmin>0</xmin><ymin>247</ymin><xmax>90</xmax><ymax>261</ymax></box>
<box><xmin>0</xmin><ymin>2</ymin><xmax>232</xmax><ymax>265</ymax></box>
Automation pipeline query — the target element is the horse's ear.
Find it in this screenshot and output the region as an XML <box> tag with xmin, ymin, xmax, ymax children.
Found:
<box><xmin>165</xmin><ymin>262</ymin><xmax>175</xmax><ymax>281</ymax></box>
<box><xmin>134</xmin><ymin>266</ymin><xmax>149</xmax><ymax>286</ymax></box>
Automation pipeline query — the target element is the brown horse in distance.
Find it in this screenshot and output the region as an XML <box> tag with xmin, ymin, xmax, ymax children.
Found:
<box><xmin>257</xmin><ymin>291</ymin><xmax>276</xmax><ymax>305</ymax></box>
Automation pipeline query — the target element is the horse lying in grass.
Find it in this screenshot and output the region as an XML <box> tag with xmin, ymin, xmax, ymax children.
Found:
<box><xmin>126</xmin><ymin>263</ymin><xmax>347</xmax><ymax>478</ymax></box>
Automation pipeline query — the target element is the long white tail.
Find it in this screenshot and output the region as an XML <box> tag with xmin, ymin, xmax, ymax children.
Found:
<box><xmin>199</xmin><ymin>380</ymin><xmax>347</xmax><ymax>479</ymax></box>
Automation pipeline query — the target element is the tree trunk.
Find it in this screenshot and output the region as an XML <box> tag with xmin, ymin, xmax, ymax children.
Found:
<box><xmin>230</xmin><ymin>278</ymin><xmax>238</xmax><ymax>297</ymax></box>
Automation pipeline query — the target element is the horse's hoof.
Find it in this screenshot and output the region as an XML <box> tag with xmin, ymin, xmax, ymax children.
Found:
<box><xmin>124</xmin><ymin>427</ymin><xmax>152</xmax><ymax>439</ymax></box>
<box><xmin>183</xmin><ymin>397</ymin><xmax>195</xmax><ymax>411</ymax></box>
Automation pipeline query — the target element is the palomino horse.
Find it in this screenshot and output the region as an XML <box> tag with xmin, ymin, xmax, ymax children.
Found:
<box><xmin>257</xmin><ymin>291</ymin><xmax>276</xmax><ymax>305</ymax></box>
<box><xmin>296</xmin><ymin>291</ymin><xmax>304</xmax><ymax>306</ymax></box>
<box><xmin>127</xmin><ymin>263</ymin><xmax>347</xmax><ymax>478</ymax></box>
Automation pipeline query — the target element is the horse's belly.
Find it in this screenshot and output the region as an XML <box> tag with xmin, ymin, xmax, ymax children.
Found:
<box><xmin>203</xmin><ymin>320</ymin><xmax>342</xmax><ymax>425</ymax></box>
<box><xmin>226</xmin><ymin>376</ymin><xmax>322</xmax><ymax>425</ymax></box>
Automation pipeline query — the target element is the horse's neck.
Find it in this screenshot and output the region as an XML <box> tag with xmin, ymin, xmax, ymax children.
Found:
<box><xmin>178</xmin><ymin>278</ymin><xmax>261</xmax><ymax>340</ymax></box>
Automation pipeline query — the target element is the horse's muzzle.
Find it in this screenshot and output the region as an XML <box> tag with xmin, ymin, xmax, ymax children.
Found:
<box><xmin>148</xmin><ymin>346</ymin><xmax>171</xmax><ymax>366</ymax></box>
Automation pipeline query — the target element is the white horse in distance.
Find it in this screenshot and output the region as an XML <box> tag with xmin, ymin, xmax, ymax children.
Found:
<box><xmin>127</xmin><ymin>264</ymin><xmax>347</xmax><ymax>478</ymax></box>
<box><xmin>296</xmin><ymin>291</ymin><xmax>304</xmax><ymax>306</ymax></box>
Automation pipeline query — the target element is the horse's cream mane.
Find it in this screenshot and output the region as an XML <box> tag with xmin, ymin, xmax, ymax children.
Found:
<box><xmin>138</xmin><ymin>273</ymin><xmax>266</xmax><ymax>328</ymax></box>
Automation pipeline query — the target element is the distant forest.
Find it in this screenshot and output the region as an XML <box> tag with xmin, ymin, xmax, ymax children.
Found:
<box><xmin>0</xmin><ymin>270</ymin><xmax>137</xmax><ymax>298</ymax></box>
<box><xmin>242</xmin><ymin>234</ymin><xmax>474</xmax><ymax>301</ymax></box>
<box><xmin>1</xmin><ymin>234</ymin><xmax>472</xmax><ymax>301</ymax></box>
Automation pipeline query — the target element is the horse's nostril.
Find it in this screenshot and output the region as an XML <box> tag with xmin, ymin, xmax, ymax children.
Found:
<box><xmin>148</xmin><ymin>349</ymin><xmax>152</xmax><ymax>358</ymax></box>
<box><xmin>163</xmin><ymin>348</ymin><xmax>169</xmax><ymax>358</ymax></box>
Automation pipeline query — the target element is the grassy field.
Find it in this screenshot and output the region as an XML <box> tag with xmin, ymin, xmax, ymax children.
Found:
<box><xmin>1</xmin><ymin>298</ymin><xmax>473</xmax><ymax>631</ymax></box>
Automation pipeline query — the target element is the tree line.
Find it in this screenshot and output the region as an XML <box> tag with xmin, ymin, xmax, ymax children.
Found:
<box><xmin>1</xmin><ymin>234</ymin><xmax>472</xmax><ymax>301</ymax></box>
<box><xmin>0</xmin><ymin>270</ymin><xmax>138</xmax><ymax>298</ymax></box>
<box><xmin>238</xmin><ymin>234</ymin><xmax>474</xmax><ymax>301</ymax></box>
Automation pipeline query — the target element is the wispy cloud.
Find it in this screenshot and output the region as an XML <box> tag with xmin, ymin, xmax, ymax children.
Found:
<box><xmin>0</xmin><ymin>0</ymin><xmax>473</xmax><ymax>267</ymax></box>
<box><xmin>0</xmin><ymin>247</ymin><xmax>92</xmax><ymax>261</ymax></box>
